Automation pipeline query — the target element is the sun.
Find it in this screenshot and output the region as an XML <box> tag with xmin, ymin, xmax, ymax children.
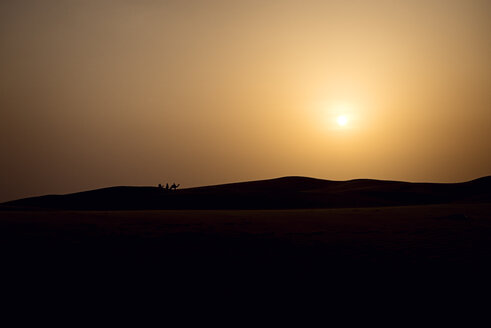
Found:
<box><xmin>320</xmin><ymin>100</ymin><xmax>356</xmax><ymax>130</ymax></box>
<box><xmin>336</xmin><ymin>115</ymin><xmax>348</xmax><ymax>126</ymax></box>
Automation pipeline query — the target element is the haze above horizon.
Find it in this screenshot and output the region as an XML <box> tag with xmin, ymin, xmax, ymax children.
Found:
<box><xmin>1</xmin><ymin>0</ymin><xmax>490</xmax><ymax>202</ymax></box>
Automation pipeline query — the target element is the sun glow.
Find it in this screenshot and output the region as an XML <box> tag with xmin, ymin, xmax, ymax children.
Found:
<box><xmin>337</xmin><ymin>115</ymin><xmax>348</xmax><ymax>126</ymax></box>
<box><xmin>325</xmin><ymin>101</ymin><xmax>356</xmax><ymax>129</ymax></box>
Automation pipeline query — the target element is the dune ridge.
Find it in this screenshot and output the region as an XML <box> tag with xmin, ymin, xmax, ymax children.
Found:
<box><xmin>2</xmin><ymin>176</ymin><xmax>490</xmax><ymax>210</ymax></box>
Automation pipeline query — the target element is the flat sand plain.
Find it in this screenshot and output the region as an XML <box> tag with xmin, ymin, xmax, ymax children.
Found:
<box><xmin>2</xmin><ymin>202</ymin><xmax>491</xmax><ymax>302</ymax></box>
<box><xmin>1</xmin><ymin>203</ymin><xmax>490</xmax><ymax>269</ymax></box>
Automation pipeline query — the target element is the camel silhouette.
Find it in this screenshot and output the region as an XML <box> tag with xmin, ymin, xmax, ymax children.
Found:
<box><xmin>158</xmin><ymin>182</ymin><xmax>179</xmax><ymax>191</ymax></box>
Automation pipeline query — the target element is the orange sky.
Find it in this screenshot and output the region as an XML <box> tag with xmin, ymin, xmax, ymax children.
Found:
<box><xmin>1</xmin><ymin>0</ymin><xmax>490</xmax><ymax>201</ymax></box>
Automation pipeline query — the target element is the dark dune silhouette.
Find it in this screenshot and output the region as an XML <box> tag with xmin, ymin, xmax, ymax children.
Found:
<box><xmin>1</xmin><ymin>177</ymin><xmax>490</xmax><ymax>302</ymax></box>
<box><xmin>2</xmin><ymin>176</ymin><xmax>490</xmax><ymax>210</ymax></box>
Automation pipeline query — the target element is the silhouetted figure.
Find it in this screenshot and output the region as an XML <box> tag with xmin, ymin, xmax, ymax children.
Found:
<box><xmin>170</xmin><ymin>183</ymin><xmax>180</xmax><ymax>191</ymax></box>
<box><xmin>158</xmin><ymin>184</ymin><xmax>163</xmax><ymax>189</ymax></box>
<box><xmin>165</xmin><ymin>183</ymin><xmax>170</xmax><ymax>190</ymax></box>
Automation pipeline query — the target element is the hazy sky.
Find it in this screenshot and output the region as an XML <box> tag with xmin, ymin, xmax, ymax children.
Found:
<box><xmin>1</xmin><ymin>0</ymin><xmax>490</xmax><ymax>201</ymax></box>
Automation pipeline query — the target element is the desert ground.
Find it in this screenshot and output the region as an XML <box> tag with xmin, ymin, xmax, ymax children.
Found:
<box><xmin>2</xmin><ymin>203</ymin><xmax>490</xmax><ymax>274</ymax></box>
<box><xmin>2</xmin><ymin>202</ymin><xmax>491</xmax><ymax>308</ymax></box>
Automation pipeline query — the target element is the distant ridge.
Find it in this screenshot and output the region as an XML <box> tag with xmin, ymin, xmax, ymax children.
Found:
<box><xmin>1</xmin><ymin>176</ymin><xmax>490</xmax><ymax>210</ymax></box>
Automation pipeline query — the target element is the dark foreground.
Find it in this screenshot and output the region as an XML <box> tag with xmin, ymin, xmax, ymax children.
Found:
<box><xmin>2</xmin><ymin>204</ymin><xmax>490</xmax><ymax>321</ymax></box>
<box><xmin>2</xmin><ymin>203</ymin><xmax>490</xmax><ymax>274</ymax></box>
<box><xmin>3</xmin><ymin>203</ymin><xmax>491</xmax><ymax>317</ymax></box>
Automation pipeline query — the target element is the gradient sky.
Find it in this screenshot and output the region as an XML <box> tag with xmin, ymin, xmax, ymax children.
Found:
<box><xmin>1</xmin><ymin>0</ymin><xmax>490</xmax><ymax>202</ymax></box>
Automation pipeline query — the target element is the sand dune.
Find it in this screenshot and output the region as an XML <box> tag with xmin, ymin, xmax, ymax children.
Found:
<box><xmin>2</xmin><ymin>176</ymin><xmax>490</xmax><ymax>210</ymax></box>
